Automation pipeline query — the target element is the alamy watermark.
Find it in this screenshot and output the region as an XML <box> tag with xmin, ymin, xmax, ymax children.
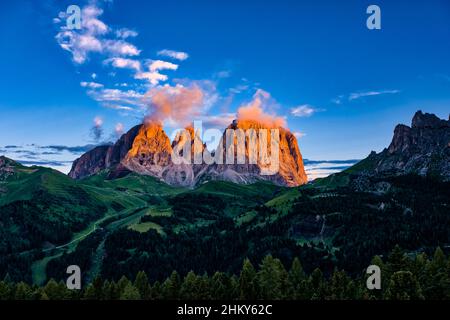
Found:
<box><xmin>367</xmin><ymin>5</ymin><xmax>381</xmax><ymax>30</ymax></box>
<box><xmin>366</xmin><ymin>265</ymin><xmax>381</xmax><ymax>290</ymax></box>
<box><xmin>66</xmin><ymin>265</ymin><xmax>81</xmax><ymax>290</ymax></box>
<box><xmin>66</xmin><ymin>5</ymin><xmax>81</xmax><ymax>30</ymax></box>
<box><xmin>170</xmin><ymin>120</ymin><xmax>280</xmax><ymax>175</ymax></box>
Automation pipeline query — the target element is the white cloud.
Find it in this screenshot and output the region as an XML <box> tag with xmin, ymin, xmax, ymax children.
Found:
<box><xmin>293</xmin><ymin>131</ymin><xmax>306</xmax><ymax>139</ymax></box>
<box><xmin>229</xmin><ymin>84</ymin><xmax>249</xmax><ymax>94</ymax></box>
<box><xmin>94</xmin><ymin>116</ymin><xmax>103</xmax><ymax>127</ymax></box>
<box><xmin>115</xmin><ymin>123</ymin><xmax>125</xmax><ymax>136</ymax></box>
<box><xmin>105</xmin><ymin>57</ymin><xmax>141</xmax><ymax>71</ymax></box>
<box><xmin>135</xmin><ymin>71</ymin><xmax>168</xmax><ymax>85</ymax></box>
<box><xmin>104</xmin><ymin>104</ymin><xmax>134</xmax><ymax>111</ymax></box>
<box><xmin>80</xmin><ymin>81</ymin><xmax>104</xmax><ymax>89</ymax></box>
<box><xmin>103</xmin><ymin>40</ymin><xmax>140</xmax><ymax>56</ymax></box>
<box><xmin>87</xmin><ymin>88</ymin><xmax>145</xmax><ymax>111</ymax></box>
<box><xmin>115</xmin><ymin>28</ymin><xmax>138</xmax><ymax>39</ymax></box>
<box><xmin>348</xmin><ymin>89</ymin><xmax>400</xmax><ymax>101</ymax></box>
<box><xmin>290</xmin><ymin>104</ymin><xmax>318</xmax><ymax>117</ymax></box>
<box><xmin>157</xmin><ymin>49</ymin><xmax>189</xmax><ymax>61</ymax></box>
<box><xmin>90</xmin><ymin>88</ymin><xmax>143</xmax><ymax>101</ymax></box>
<box><xmin>214</xmin><ymin>70</ymin><xmax>231</xmax><ymax>79</ymax></box>
<box><xmin>55</xmin><ymin>4</ymin><xmax>140</xmax><ymax>64</ymax></box>
<box><xmin>332</xmin><ymin>90</ymin><xmax>400</xmax><ymax>104</ymax></box>
<box><xmin>149</xmin><ymin>60</ymin><xmax>178</xmax><ymax>72</ymax></box>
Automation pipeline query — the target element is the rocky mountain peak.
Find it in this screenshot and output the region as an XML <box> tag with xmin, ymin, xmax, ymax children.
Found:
<box><xmin>69</xmin><ymin>118</ymin><xmax>308</xmax><ymax>187</ymax></box>
<box><xmin>122</xmin><ymin>123</ymin><xmax>173</xmax><ymax>175</ymax></box>
<box><xmin>411</xmin><ymin>110</ymin><xmax>449</xmax><ymax>129</ymax></box>
<box><xmin>370</xmin><ymin>111</ymin><xmax>449</xmax><ymax>180</ymax></box>
<box><xmin>201</xmin><ymin>119</ymin><xmax>307</xmax><ymax>187</ymax></box>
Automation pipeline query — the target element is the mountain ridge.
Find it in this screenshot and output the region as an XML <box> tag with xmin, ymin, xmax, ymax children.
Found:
<box><xmin>68</xmin><ymin>119</ymin><xmax>308</xmax><ymax>187</ymax></box>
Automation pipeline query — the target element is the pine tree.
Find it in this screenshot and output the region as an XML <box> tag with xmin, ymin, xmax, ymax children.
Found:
<box><xmin>229</xmin><ymin>275</ymin><xmax>240</xmax><ymax>299</ymax></box>
<box><xmin>44</xmin><ymin>279</ymin><xmax>62</xmax><ymax>300</ymax></box>
<box><xmin>180</xmin><ymin>271</ymin><xmax>197</xmax><ymax>300</ymax></box>
<box><xmin>14</xmin><ymin>282</ymin><xmax>33</xmax><ymax>300</ymax></box>
<box><xmin>196</xmin><ymin>273</ymin><xmax>211</xmax><ymax>300</ymax></box>
<box><xmin>151</xmin><ymin>281</ymin><xmax>163</xmax><ymax>300</ymax></box>
<box><xmin>117</xmin><ymin>276</ymin><xmax>131</xmax><ymax>297</ymax></box>
<box><xmin>239</xmin><ymin>259</ymin><xmax>258</xmax><ymax>300</ymax></box>
<box><xmin>384</xmin><ymin>271</ymin><xmax>424</xmax><ymax>300</ymax></box>
<box><xmin>134</xmin><ymin>271</ymin><xmax>152</xmax><ymax>300</ymax></box>
<box><xmin>422</xmin><ymin>247</ymin><xmax>450</xmax><ymax>299</ymax></box>
<box><xmin>289</xmin><ymin>257</ymin><xmax>306</xmax><ymax>299</ymax></box>
<box><xmin>163</xmin><ymin>271</ymin><xmax>181</xmax><ymax>300</ymax></box>
<box><xmin>39</xmin><ymin>291</ymin><xmax>50</xmax><ymax>300</ymax></box>
<box><xmin>83</xmin><ymin>284</ymin><xmax>97</xmax><ymax>300</ymax></box>
<box><xmin>387</xmin><ymin>245</ymin><xmax>409</xmax><ymax>274</ymax></box>
<box><xmin>0</xmin><ymin>281</ymin><xmax>11</xmax><ymax>300</ymax></box>
<box><xmin>330</xmin><ymin>269</ymin><xmax>352</xmax><ymax>300</ymax></box>
<box><xmin>309</xmin><ymin>268</ymin><xmax>327</xmax><ymax>300</ymax></box>
<box><xmin>211</xmin><ymin>272</ymin><xmax>232</xmax><ymax>300</ymax></box>
<box><xmin>258</xmin><ymin>255</ymin><xmax>290</xmax><ymax>299</ymax></box>
<box><xmin>120</xmin><ymin>283</ymin><xmax>141</xmax><ymax>300</ymax></box>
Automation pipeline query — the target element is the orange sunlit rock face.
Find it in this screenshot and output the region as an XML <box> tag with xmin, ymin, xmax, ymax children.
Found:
<box><xmin>213</xmin><ymin>119</ymin><xmax>307</xmax><ymax>187</ymax></box>
<box><xmin>70</xmin><ymin>119</ymin><xmax>308</xmax><ymax>187</ymax></box>
<box><xmin>123</xmin><ymin>122</ymin><xmax>173</xmax><ymax>174</ymax></box>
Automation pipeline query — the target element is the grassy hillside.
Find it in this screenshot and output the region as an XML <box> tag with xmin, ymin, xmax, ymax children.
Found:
<box><xmin>2</xmin><ymin>157</ymin><xmax>449</xmax><ymax>288</ymax></box>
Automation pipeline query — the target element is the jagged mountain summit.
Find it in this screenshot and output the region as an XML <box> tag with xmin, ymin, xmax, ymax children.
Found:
<box><xmin>68</xmin><ymin>120</ymin><xmax>308</xmax><ymax>187</ymax></box>
<box><xmin>316</xmin><ymin>110</ymin><xmax>450</xmax><ymax>189</ymax></box>
<box><xmin>198</xmin><ymin>119</ymin><xmax>307</xmax><ymax>186</ymax></box>
<box><xmin>372</xmin><ymin>110</ymin><xmax>450</xmax><ymax>180</ymax></box>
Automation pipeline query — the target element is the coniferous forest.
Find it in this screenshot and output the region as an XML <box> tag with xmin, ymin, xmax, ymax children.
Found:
<box><xmin>1</xmin><ymin>246</ymin><xmax>449</xmax><ymax>300</ymax></box>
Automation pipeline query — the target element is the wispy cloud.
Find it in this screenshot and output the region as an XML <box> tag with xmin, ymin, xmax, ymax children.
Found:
<box><xmin>87</xmin><ymin>88</ymin><xmax>145</xmax><ymax>110</ymax></box>
<box><xmin>229</xmin><ymin>84</ymin><xmax>249</xmax><ymax>94</ymax></box>
<box><xmin>80</xmin><ymin>81</ymin><xmax>104</xmax><ymax>89</ymax></box>
<box><xmin>90</xmin><ymin>116</ymin><xmax>104</xmax><ymax>142</ymax></box>
<box><xmin>42</xmin><ymin>145</ymin><xmax>96</xmax><ymax>154</ymax></box>
<box><xmin>0</xmin><ymin>144</ymin><xmax>101</xmax><ymax>174</ymax></box>
<box><xmin>104</xmin><ymin>57</ymin><xmax>141</xmax><ymax>71</ymax></box>
<box><xmin>149</xmin><ymin>60</ymin><xmax>178</xmax><ymax>72</ymax></box>
<box><xmin>304</xmin><ymin>159</ymin><xmax>360</xmax><ymax>181</ymax></box>
<box><xmin>134</xmin><ymin>71</ymin><xmax>168</xmax><ymax>86</ymax></box>
<box><xmin>293</xmin><ymin>131</ymin><xmax>306</xmax><ymax>139</ymax></box>
<box><xmin>115</xmin><ymin>28</ymin><xmax>138</xmax><ymax>39</ymax></box>
<box><xmin>333</xmin><ymin>89</ymin><xmax>400</xmax><ymax>104</ymax></box>
<box><xmin>290</xmin><ymin>104</ymin><xmax>320</xmax><ymax>117</ymax></box>
<box><xmin>214</xmin><ymin>70</ymin><xmax>231</xmax><ymax>79</ymax></box>
<box><xmin>348</xmin><ymin>89</ymin><xmax>400</xmax><ymax>101</ymax></box>
<box><xmin>157</xmin><ymin>49</ymin><xmax>189</xmax><ymax>61</ymax></box>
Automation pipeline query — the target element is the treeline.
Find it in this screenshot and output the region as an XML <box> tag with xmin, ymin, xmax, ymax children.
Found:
<box><xmin>0</xmin><ymin>246</ymin><xmax>449</xmax><ymax>300</ymax></box>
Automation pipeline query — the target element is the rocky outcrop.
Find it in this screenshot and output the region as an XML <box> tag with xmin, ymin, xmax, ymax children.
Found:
<box><xmin>199</xmin><ymin>120</ymin><xmax>308</xmax><ymax>186</ymax></box>
<box><xmin>68</xmin><ymin>125</ymin><xmax>142</xmax><ymax>180</ymax></box>
<box><xmin>69</xmin><ymin>120</ymin><xmax>308</xmax><ymax>187</ymax></box>
<box><xmin>105</xmin><ymin>124</ymin><xmax>142</xmax><ymax>168</ymax></box>
<box><xmin>348</xmin><ymin>111</ymin><xmax>450</xmax><ymax>182</ymax></box>
<box><xmin>68</xmin><ymin>145</ymin><xmax>111</xmax><ymax>179</ymax></box>
<box><xmin>0</xmin><ymin>156</ymin><xmax>19</xmax><ymax>181</ymax></box>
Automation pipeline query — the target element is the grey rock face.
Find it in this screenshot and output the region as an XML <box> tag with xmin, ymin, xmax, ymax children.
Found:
<box><xmin>371</xmin><ymin>111</ymin><xmax>450</xmax><ymax>180</ymax></box>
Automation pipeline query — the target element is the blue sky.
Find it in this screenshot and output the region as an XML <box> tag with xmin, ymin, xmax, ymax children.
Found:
<box><xmin>0</xmin><ymin>0</ymin><xmax>449</xmax><ymax>177</ymax></box>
